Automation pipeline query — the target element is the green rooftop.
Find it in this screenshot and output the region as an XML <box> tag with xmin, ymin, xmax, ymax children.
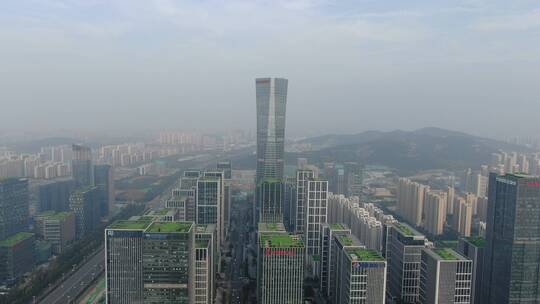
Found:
<box><xmin>433</xmin><ymin>248</ymin><xmax>460</xmax><ymax>260</ymax></box>
<box><xmin>466</xmin><ymin>237</ymin><xmax>486</xmax><ymax>247</ymax></box>
<box><xmin>146</xmin><ymin>222</ymin><xmax>192</xmax><ymax>233</ymax></box>
<box><xmin>38</xmin><ymin>211</ymin><xmax>72</xmax><ymax>221</ymax></box>
<box><xmin>0</xmin><ymin>232</ymin><xmax>34</xmax><ymax>247</ymax></box>
<box><xmin>330</xmin><ymin>223</ymin><xmax>346</xmax><ymax>230</ymax></box>
<box><xmin>108</xmin><ymin>218</ymin><xmax>153</xmax><ymax>230</ymax></box>
<box><xmin>394</xmin><ymin>222</ymin><xmax>415</xmax><ymax>236</ymax></box>
<box><xmin>347</xmin><ymin>248</ymin><xmax>384</xmax><ymax>261</ymax></box>
<box><xmin>260</xmin><ymin>234</ymin><xmax>304</xmax><ymax>248</ymax></box>
<box><xmin>338</xmin><ymin>235</ymin><xmax>353</xmax><ymax>246</ymax></box>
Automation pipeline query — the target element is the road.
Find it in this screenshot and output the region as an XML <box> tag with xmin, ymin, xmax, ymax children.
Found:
<box><xmin>37</xmin><ymin>149</ymin><xmax>251</xmax><ymax>303</ymax></box>
<box><xmin>229</xmin><ymin>199</ymin><xmax>252</xmax><ymax>304</ymax></box>
<box><xmin>40</xmin><ymin>248</ymin><xmax>104</xmax><ymax>304</ymax></box>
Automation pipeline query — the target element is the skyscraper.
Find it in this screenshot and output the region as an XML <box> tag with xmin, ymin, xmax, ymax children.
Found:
<box><xmin>255</xmin><ymin>77</ymin><xmax>288</xmax><ymax>185</ymax></box>
<box><xmin>0</xmin><ymin>178</ymin><xmax>29</xmax><ymax>240</ymax></box>
<box><xmin>457</xmin><ymin>237</ymin><xmax>485</xmax><ymax>304</ymax></box>
<box><xmin>69</xmin><ymin>186</ymin><xmax>100</xmax><ymax>238</ymax></box>
<box><xmin>257</xmin><ymin>223</ymin><xmax>304</xmax><ymax>304</ymax></box>
<box><xmin>304</xmin><ymin>178</ymin><xmax>328</xmax><ymax>276</ymax></box>
<box><xmin>72</xmin><ymin>144</ymin><xmax>93</xmax><ymax>187</ymax></box>
<box><xmin>38</xmin><ymin>178</ymin><xmax>76</xmax><ymax>212</ymax></box>
<box><xmin>481</xmin><ymin>173</ymin><xmax>540</xmax><ymax>304</ymax></box>
<box><xmin>419</xmin><ymin>248</ymin><xmax>472</xmax><ymax>304</ymax></box>
<box><xmin>386</xmin><ymin>222</ymin><xmax>426</xmax><ymax>303</ymax></box>
<box><xmin>94</xmin><ymin>164</ymin><xmax>114</xmax><ymax>218</ymax></box>
<box><xmin>258</xmin><ymin>178</ymin><xmax>284</xmax><ymax>223</ymax></box>
<box><xmin>295</xmin><ymin>169</ymin><xmax>314</xmax><ymax>233</ymax></box>
<box><xmin>423</xmin><ymin>191</ymin><xmax>447</xmax><ymax>236</ymax></box>
<box><xmin>319</xmin><ymin>223</ymin><xmax>351</xmax><ymax>297</ymax></box>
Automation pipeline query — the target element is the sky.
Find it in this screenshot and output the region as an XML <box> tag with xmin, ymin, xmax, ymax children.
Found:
<box><xmin>1</xmin><ymin>0</ymin><xmax>539</xmax><ymax>138</ymax></box>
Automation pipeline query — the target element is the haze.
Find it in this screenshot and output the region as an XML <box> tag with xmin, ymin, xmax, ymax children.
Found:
<box><xmin>1</xmin><ymin>0</ymin><xmax>539</xmax><ymax>138</ymax></box>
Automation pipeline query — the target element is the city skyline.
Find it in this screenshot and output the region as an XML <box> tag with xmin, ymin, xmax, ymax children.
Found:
<box><xmin>1</xmin><ymin>1</ymin><xmax>540</xmax><ymax>138</ymax></box>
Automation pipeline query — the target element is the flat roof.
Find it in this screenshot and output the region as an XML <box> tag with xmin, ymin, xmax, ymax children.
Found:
<box><xmin>108</xmin><ymin>218</ymin><xmax>153</xmax><ymax>230</ymax></box>
<box><xmin>465</xmin><ymin>237</ymin><xmax>486</xmax><ymax>247</ymax></box>
<box><xmin>393</xmin><ymin>222</ymin><xmax>423</xmax><ymax>237</ymax></box>
<box><xmin>330</xmin><ymin>223</ymin><xmax>347</xmax><ymax>230</ymax></box>
<box><xmin>431</xmin><ymin>248</ymin><xmax>463</xmax><ymax>261</ymax></box>
<box><xmin>38</xmin><ymin>211</ymin><xmax>72</xmax><ymax>221</ymax></box>
<box><xmin>260</xmin><ymin>234</ymin><xmax>304</xmax><ymax>248</ymax></box>
<box><xmin>338</xmin><ymin>235</ymin><xmax>353</xmax><ymax>246</ymax></box>
<box><xmin>195</xmin><ymin>239</ymin><xmax>210</xmax><ymax>248</ymax></box>
<box><xmin>258</xmin><ymin>222</ymin><xmax>286</xmax><ymax>232</ymax></box>
<box><xmin>0</xmin><ymin>232</ymin><xmax>34</xmax><ymax>247</ymax></box>
<box><xmin>146</xmin><ymin>222</ymin><xmax>192</xmax><ymax>233</ymax></box>
<box><xmin>347</xmin><ymin>248</ymin><xmax>384</xmax><ymax>261</ymax></box>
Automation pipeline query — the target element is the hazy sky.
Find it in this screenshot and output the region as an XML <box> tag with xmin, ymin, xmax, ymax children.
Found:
<box><xmin>1</xmin><ymin>0</ymin><xmax>539</xmax><ymax>138</ymax></box>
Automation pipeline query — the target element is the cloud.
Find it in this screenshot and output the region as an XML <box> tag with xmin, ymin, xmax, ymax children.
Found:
<box><xmin>474</xmin><ymin>9</ymin><xmax>540</xmax><ymax>31</ymax></box>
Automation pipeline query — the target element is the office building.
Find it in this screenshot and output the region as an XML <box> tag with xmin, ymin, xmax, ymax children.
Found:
<box><xmin>194</xmin><ymin>224</ymin><xmax>216</xmax><ymax>304</ymax></box>
<box><xmin>329</xmin><ymin>233</ymin><xmax>364</xmax><ymax>303</ymax></box>
<box><xmin>386</xmin><ymin>222</ymin><xmax>426</xmax><ymax>304</ymax></box>
<box><xmin>255</xmin><ymin>78</ymin><xmax>288</xmax><ymax>185</ymax></box>
<box><xmin>338</xmin><ymin>248</ymin><xmax>386</xmax><ymax>304</ymax></box>
<box><xmin>72</xmin><ymin>144</ymin><xmax>93</xmax><ymax>187</ymax></box>
<box><xmin>295</xmin><ymin>169</ymin><xmax>314</xmax><ymax>233</ymax></box>
<box><xmin>304</xmin><ymin>178</ymin><xmax>328</xmax><ymax>275</ymax></box>
<box><xmin>94</xmin><ymin>164</ymin><xmax>114</xmax><ymax>217</ymax></box>
<box><xmin>34</xmin><ymin>211</ymin><xmax>76</xmax><ymax>254</ymax></box>
<box><xmin>0</xmin><ymin>178</ymin><xmax>29</xmax><ymax>239</ymax></box>
<box><xmin>257</xmin><ymin>223</ymin><xmax>304</xmax><ymax>304</ymax></box>
<box><xmin>283</xmin><ymin>177</ymin><xmax>296</xmax><ymax>232</ymax></box>
<box><xmin>197</xmin><ymin>174</ymin><xmax>222</xmax><ymax>249</ymax></box>
<box><xmin>106</xmin><ymin>217</ymin><xmax>153</xmax><ymax>303</ymax></box>
<box><xmin>319</xmin><ymin>223</ymin><xmax>351</xmax><ymax>297</ymax></box>
<box><xmin>457</xmin><ymin>237</ymin><xmax>485</xmax><ymax>304</ymax></box>
<box><xmin>258</xmin><ymin>178</ymin><xmax>283</xmax><ymax>223</ymax></box>
<box><xmin>420</xmin><ymin>248</ymin><xmax>472</xmax><ymax>304</ymax></box>
<box><xmin>69</xmin><ymin>186</ymin><xmax>100</xmax><ymax>238</ymax></box>
<box><xmin>0</xmin><ymin>232</ymin><xmax>35</xmax><ymax>285</ymax></box>
<box><xmin>38</xmin><ymin>178</ymin><xmax>76</xmax><ymax>212</ymax></box>
<box><xmin>142</xmin><ymin>222</ymin><xmax>193</xmax><ymax>303</ymax></box>
<box><xmin>482</xmin><ymin>173</ymin><xmax>540</xmax><ymax>304</ymax></box>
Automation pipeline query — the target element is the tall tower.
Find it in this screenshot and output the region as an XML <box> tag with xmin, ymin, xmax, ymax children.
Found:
<box><xmin>72</xmin><ymin>144</ymin><xmax>93</xmax><ymax>187</ymax></box>
<box><xmin>481</xmin><ymin>173</ymin><xmax>540</xmax><ymax>304</ymax></box>
<box><xmin>255</xmin><ymin>78</ymin><xmax>288</xmax><ymax>185</ymax></box>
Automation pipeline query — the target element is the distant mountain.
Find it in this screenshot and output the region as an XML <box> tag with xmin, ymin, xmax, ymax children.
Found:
<box><xmin>297</xmin><ymin>128</ymin><xmax>531</xmax><ymax>175</ymax></box>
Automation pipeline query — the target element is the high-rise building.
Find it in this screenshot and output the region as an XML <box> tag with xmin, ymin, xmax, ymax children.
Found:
<box><xmin>481</xmin><ymin>173</ymin><xmax>540</xmax><ymax>304</ymax></box>
<box><xmin>0</xmin><ymin>178</ymin><xmax>29</xmax><ymax>240</ymax></box>
<box><xmin>69</xmin><ymin>186</ymin><xmax>100</xmax><ymax>238</ymax></box>
<box><xmin>338</xmin><ymin>248</ymin><xmax>386</xmax><ymax>304</ymax></box>
<box><xmin>386</xmin><ymin>222</ymin><xmax>426</xmax><ymax>304</ymax></box>
<box><xmin>257</xmin><ymin>223</ymin><xmax>304</xmax><ymax>304</ymax></box>
<box><xmin>216</xmin><ymin>161</ymin><xmax>232</xmax><ymax>179</ymax></box>
<box><xmin>0</xmin><ymin>232</ymin><xmax>35</xmax><ymax>285</ymax></box>
<box><xmin>295</xmin><ymin>170</ymin><xmax>314</xmax><ymax>233</ymax></box>
<box><xmin>72</xmin><ymin>144</ymin><xmax>93</xmax><ymax>187</ymax></box>
<box><xmin>319</xmin><ymin>223</ymin><xmax>351</xmax><ymax>297</ymax></box>
<box><xmin>258</xmin><ymin>179</ymin><xmax>283</xmax><ymax>223</ymax></box>
<box><xmin>197</xmin><ymin>174</ymin><xmax>222</xmax><ymax>251</ymax></box>
<box><xmin>447</xmin><ymin>186</ymin><xmax>455</xmax><ymax>215</ymax></box>
<box><xmin>397</xmin><ymin>178</ymin><xmax>429</xmax><ymax>227</ymax></box>
<box><xmin>94</xmin><ymin>164</ymin><xmax>114</xmax><ymax>218</ymax></box>
<box><xmin>142</xmin><ymin>222</ymin><xmax>193</xmax><ymax>303</ymax></box>
<box><xmin>283</xmin><ymin>177</ymin><xmax>297</xmax><ymax>232</ymax></box>
<box><xmin>457</xmin><ymin>237</ymin><xmax>485</xmax><ymax>304</ymax></box>
<box><xmin>329</xmin><ymin>233</ymin><xmax>364</xmax><ymax>303</ymax></box>
<box><xmin>194</xmin><ymin>224</ymin><xmax>216</xmax><ymax>304</ymax></box>
<box><xmin>34</xmin><ymin>211</ymin><xmax>76</xmax><ymax>254</ymax></box>
<box><xmin>201</xmin><ymin>171</ymin><xmax>224</xmax><ymax>247</ymax></box>
<box><xmin>106</xmin><ymin>217</ymin><xmax>153</xmax><ymax>303</ymax></box>
<box><xmin>255</xmin><ymin>78</ymin><xmax>288</xmax><ymax>185</ymax></box>
<box><xmin>304</xmin><ymin>178</ymin><xmax>328</xmax><ymax>276</ymax></box>
<box><xmin>38</xmin><ymin>178</ymin><xmax>76</xmax><ymax>212</ymax></box>
<box><xmin>452</xmin><ymin>196</ymin><xmax>472</xmax><ymax>237</ymax></box>
<box><xmin>420</xmin><ymin>248</ymin><xmax>472</xmax><ymax>304</ymax></box>
<box><xmin>216</xmin><ymin>162</ymin><xmax>232</xmax><ymax>237</ymax></box>
<box><xmin>423</xmin><ymin>191</ymin><xmax>447</xmax><ymax>236</ymax></box>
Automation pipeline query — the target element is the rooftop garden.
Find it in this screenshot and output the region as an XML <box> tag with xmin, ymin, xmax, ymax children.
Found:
<box><xmin>0</xmin><ymin>232</ymin><xmax>34</xmax><ymax>247</ymax></box>
<box><xmin>260</xmin><ymin>234</ymin><xmax>304</xmax><ymax>248</ymax></box>
<box><xmin>108</xmin><ymin>218</ymin><xmax>153</xmax><ymax>230</ymax></box>
<box><xmin>146</xmin><ymin>222</ymin><xmax>192</xmax><ymax>233</ymax></box>
<box><xmin>330</xmin><ymin>223</ymin><xmax>346</xmax><ymax>230</ymax></box>
<box><xmin>347</xmin><ymin>248</ymin><xmax>384</xmax><ymax>261</ymax></box>
<box><xmin>394</xmin><ymin>222</ymin><xmax>415</xmax><ymax>236</ymax></box>
<box><xmin>433</xmin><ymin>248</ymin><xmax>459</xmax><ymax>260</ymax></box>
<box><xmin>466</xmin><ymin>237</ymin><xmax>486</xmax><ymax>247</ymax></box>
<box><xmin>339</xmin><ymin>235</ymin><xmax>353</xmax><ymax>246</ymax></box>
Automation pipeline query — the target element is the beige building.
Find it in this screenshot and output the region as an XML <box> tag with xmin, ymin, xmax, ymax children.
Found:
<box><xmin>423</xmin><ymin>191</ymin><xmax>447</xmax><ymax>236</ymax></box>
